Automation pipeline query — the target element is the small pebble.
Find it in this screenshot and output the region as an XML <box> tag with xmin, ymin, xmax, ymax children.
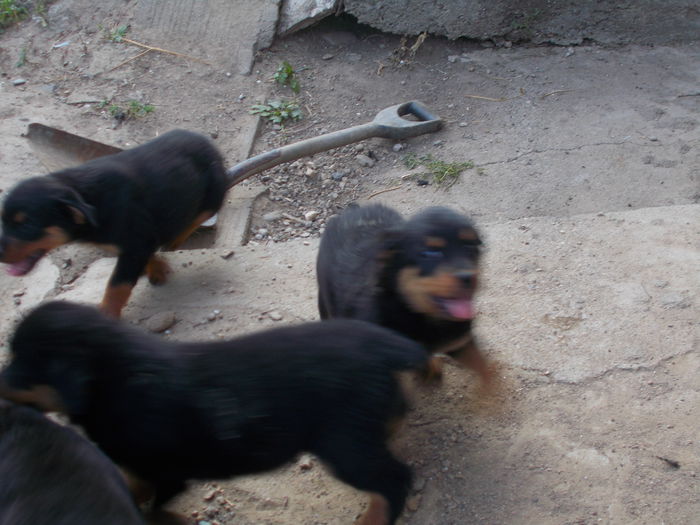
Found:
<box><xmin>298</xmin><ymin>454</ymin><xmax>314</xmax><ymax>470</ymax></box>
<box><xmin>413</xmin><ymin>476</ymin><xmax>426</xmax><ymax>492</ymax></box>
<box><xmin>220</xmin><ymin>250</ymin><xmax>234</xmax><ymax>260</ymax></box>
<box><xmin>356</xmin><ymin>154</ymin><xmax>375</xmax><ymax>168</ymax></box>
<box><xmin>12</xmin><ymin>78</ymin><xmax>27</xmax><ymax>86</ymax></box>
<box><xmin>263</xmin><ymin>210</ymin><xmax>284</xmax><ymax>221</ymax></box>
<box><xmin>406</xmin><ymin>494</ymin><xmax>421</xmax><ymax>512</ymax></box>
<box><xmin>304</xmin><ymin>210</ymin><xmax>320</xmax><ymax>221</ymax></box>
<box><xmin>392</xmin><ymin>143</ymin><xmax>405</xmax><ymax>152</ymax></box>
<box><xmin>144</xmin><ymin>311</ymin><xmax>177</xmax><ymax>333</ymax></box>
<box><xmin>268</xmin><ymin>310</ymin><xmax>283</xmax><ymax>321</ymax></box>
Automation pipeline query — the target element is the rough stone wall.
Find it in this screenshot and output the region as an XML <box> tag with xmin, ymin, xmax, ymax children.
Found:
<box><xmin>342</xmin><ymin>0</ymin><xmax>700</xmax><ymax>44</ymax></box>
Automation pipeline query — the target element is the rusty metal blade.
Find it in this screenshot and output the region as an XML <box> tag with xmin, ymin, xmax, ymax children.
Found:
<box><xmin>25</xmin><ymin>123</ymin><xmax>122</xmax><ymax>173</ymax></box>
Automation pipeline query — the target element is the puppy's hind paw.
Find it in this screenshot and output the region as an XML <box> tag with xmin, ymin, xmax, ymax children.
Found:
<box><xmin>418</xmin><ymin>356</ymin><xmax>444</xmax><ymax>385</ymax></box>
<box><xmin>146</xmin><ymin>256</ymin><xmax>172</xmax><ymax>286</ymax></box>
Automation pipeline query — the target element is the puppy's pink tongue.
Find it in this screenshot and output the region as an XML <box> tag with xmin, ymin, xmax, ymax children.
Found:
<box><xmin>444</xmin><ymin>298</ymin><xmax>475</xmax><ymax>320</ymax></box>
<box><xmin>6</xmin><ymin>259</ymin><xmax>35</xmax><ymax>277</ymax></box>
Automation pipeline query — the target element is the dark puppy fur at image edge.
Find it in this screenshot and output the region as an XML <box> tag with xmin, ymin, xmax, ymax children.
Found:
<box><xmin>317</xmin><ymin>203</ymin><xmax>494</xmax><ymax>385</ymax></box>
<box><xmin>0</xmin><ymin>398</ymin><xmax>145</xmax><ymax>525</ymax></box>
<box><xmin>0</xmin><ymin>129</ymin><xmax>227</xmax><ymax>318</ymax></box>
<box><xmin>0</xmin><ymin>301</ymin><xmax>428</xmax><ymax>525</ymax></box>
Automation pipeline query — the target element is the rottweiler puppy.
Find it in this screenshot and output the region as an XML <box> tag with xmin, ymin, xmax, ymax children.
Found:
<box><xmin>0</xmin><ymin>398</ymin><xmax>145</xmax><ymax>525</ymax></box>
<box><xmin>317</xmin><ymin>203</ymin><xmax>493</xmax><ymax>385</ymax></box>
<box><xmin>0</xmin><ymin>301</ymin><xmax>427</xmax><ymax>525</ymax></box>
<box><xmin>0</xmin><ymin>129</ymin><xmax>227</xmax><ymax>317</ymax></box>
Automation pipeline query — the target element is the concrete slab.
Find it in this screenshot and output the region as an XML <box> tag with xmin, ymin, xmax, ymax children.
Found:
<box><xmin>278</xmin><ymin>0</ymin><xmax>339</xmax><ymax>37</ymax></box>
<box><xmin>333</xmin><ymin>43</ymin><xmax>700</xmax><ymax>222</ymax></box>
<box><xmin>342</xmin><ymin>0</ymin><xmax>700</xmax><ymax>45</ymax></box>
<box><xmin>131</xmin><ymin>0</ymin><xmax>281</xmax><ymax>74</ymax></box>
<box><xmin>476</xmin><ymin>204</ymin><xmax>699</xmax><ymax>383</ymax></box>
<box><xmin>30</xmin><ymin>202</ymin><xmax>693</xmax><ymax>524</ymax></box>
<box><xmin>53</xmin><ymin>241</ymin><xmax>320</xmax><ymax>341</ymax></box>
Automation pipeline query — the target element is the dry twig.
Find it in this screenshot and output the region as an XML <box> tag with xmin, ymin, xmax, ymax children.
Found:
<box><xmin>121</xmin><ymin>37</ymin><xmax>211</xmax><ymax>64</ymax></box>
<box><xmin>540</xmin><ymin>89</ymin><xmax>577</xmax><ymax>99</ymax></box>
<box><xmin>366</xmin><ymin>184</ymin><xmax>403</xmax><ymax>200</ymax></box>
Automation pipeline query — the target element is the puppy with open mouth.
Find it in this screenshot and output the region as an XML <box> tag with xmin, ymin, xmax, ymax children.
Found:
<box><xmin>0</xmin><ymin>129</ymin><xmax>227</xmax><ymax>318</ymax></box>
<box><xmin>317</xmin><ymin>203</ymin><xmax>493</xmax><ymax>385</ymax></box>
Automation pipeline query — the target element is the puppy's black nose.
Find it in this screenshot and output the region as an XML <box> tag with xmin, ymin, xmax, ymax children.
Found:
<box><xmin>455</xmin><ymin>271</ymin><xmax>476</xmax><ymax>287</ymax></box>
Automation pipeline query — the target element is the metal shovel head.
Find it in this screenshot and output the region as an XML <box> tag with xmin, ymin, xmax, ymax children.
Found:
<box><xmin>25</xmin><ymin>123</ymin><xmax>122</xmax><ymax>173</ymax></box>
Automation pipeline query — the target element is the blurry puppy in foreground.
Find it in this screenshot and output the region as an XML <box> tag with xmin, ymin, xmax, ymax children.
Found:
<box><xmin>0</xmin><ymin>129</ymin><xmax>227</xmax><ymax>318</ymax></box>
<box><xmin>0</xmin><ymin>398</ymin><xmax>145</xmax><ymax>525</ymax></box>
<box><xmin>317</xmin><ymin>203</ymin><xmax>493</xmax><ymax>386</ymax></box>
<box><xmin>0</xmin><ymin>301</ymin><xmax>427</xmax><ymax>525</ymax></box>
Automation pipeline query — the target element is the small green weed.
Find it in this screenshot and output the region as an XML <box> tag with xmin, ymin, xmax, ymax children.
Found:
<box><xmin>403</xmin><ymin>153</ymin><xmax>474</xmax><ymax>188</ymax></box>
<box><xmin>273</xmin><ymin>61</ymin><xmax>300</xmax><ymax>94</ymax></box>
<box><xmin>15</xmin><ymin>45</ymin><xmax>26</xmax><ymax>67</ymax></box>
<box><xmin>250</xmin><ymin>99</ymin><xmax>302</xmax><ymax>125</ymax></box>
<box><xmin>0</xmin><ymin>0</ymin><xmax>28</xmax><ymax>29</ymax></box>
<box><xmin>108</xmin><ymin>24</ymin><xmax>129</xmax><ymax>42</ymax></box>
<box><xmin>34</xmin><ymin>0</ymin><xmax>47</xmax><ymax>27</ymax></box>
<box><xmin>100</xmin><ymin>100</ymin><xmax>155</xmax><ymax>120</ymax></box>
<box><xmin>126</xmin><ymin>100</ymin><xmax>155</xmax><ymax>117</ymax></box>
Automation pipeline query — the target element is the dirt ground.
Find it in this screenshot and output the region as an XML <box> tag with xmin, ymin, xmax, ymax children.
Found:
<box><xmin>0</xmin><ymin>3</ymin><xmax>698</xmax><ymax>525</ymax></box>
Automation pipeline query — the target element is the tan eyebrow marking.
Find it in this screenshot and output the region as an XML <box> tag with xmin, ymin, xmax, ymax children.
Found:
<box><xmin>458</xmin><ymin>229</ymin><xmax>478</xmax><ymax>241</ymax></box>
<box><xmin>425</xmin><ymin>236</ymin><xmax>447</xmax><ymax>248</ymax></box>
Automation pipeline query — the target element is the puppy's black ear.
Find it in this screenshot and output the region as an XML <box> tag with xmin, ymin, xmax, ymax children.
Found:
<box><xmin>59</xmin><ymin>190</ymin><xmax>98</xmax><ymax>228</ymax></box>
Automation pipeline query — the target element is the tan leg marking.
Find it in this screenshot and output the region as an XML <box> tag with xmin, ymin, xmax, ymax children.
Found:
<box><xmin>100</xmin><ymin>283</ymin><xmax>134</xmax><ymax>318</ymax></box>
<box><xmin>355</xmin><ymin>493</ymin><xmax>391</xmax><ymax>525</ymax></box>
<box><xmin>118</xmin><ymin>468</ymin><xmax>155</xmax><ymax>505</ymax></box>
<box><xmin>419</xmin><ymin>355</ymin><xmax>444</xmax><ymax>384</ymax></box>
<box><xmin>168</xmin><ymin>211</ymin><xmax>214</xmax><ymax>250</ymax></box>
<box><xmin>145</xmin><ymin>255</ymin><xmax>172</xmax><ymax>285</ymax></box>
<box><xmin>451</xmin><ymin>337</ymin><xmax>495</xmax><ymax>390</ymax></box>
<box><xmin>0</xmin><ymin>385</ymin><xmax>66</xmax><ymax>412</ymax></box>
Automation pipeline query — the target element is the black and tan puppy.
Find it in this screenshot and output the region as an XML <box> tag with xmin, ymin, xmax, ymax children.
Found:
<box><xmin>317</xmin><ymin>203</ymin><xmax>492</xmax><ymax>385</ymax></box>
<box><xmin>0</xmin><ymin>301</ymin><xmax>426</xmax><ymax>525</ymax></box>
<box><xmin>0</xmin><ymin>130</ymin><xmax>227</xmax><ymax>317</ymax></box>
<box><xmin>0</xmin><ymin>398</ymin><xmax>145</xmax><ymax>525</ymax></box>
